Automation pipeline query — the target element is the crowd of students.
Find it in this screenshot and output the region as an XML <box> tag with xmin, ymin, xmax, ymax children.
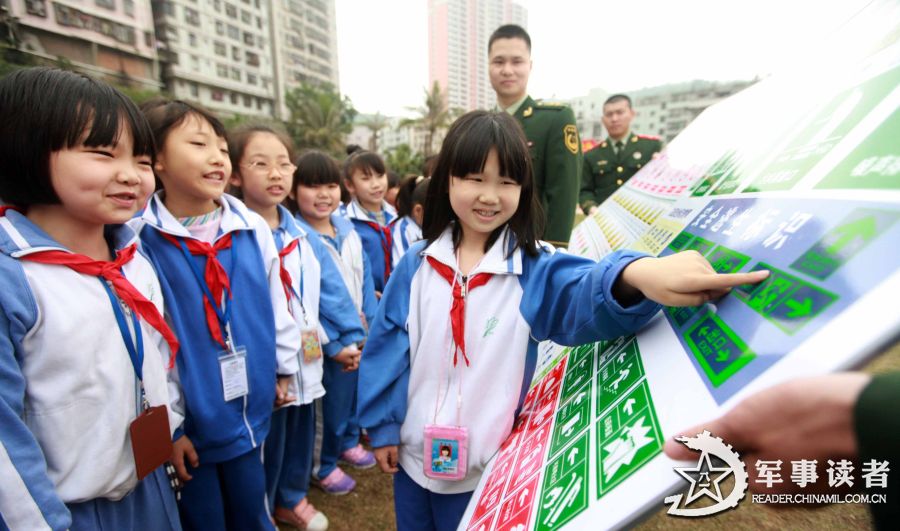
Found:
<box><xmin>0</xmin><ymin>67</ymin><xmax>766</xmax><ymax>531</ymax></box>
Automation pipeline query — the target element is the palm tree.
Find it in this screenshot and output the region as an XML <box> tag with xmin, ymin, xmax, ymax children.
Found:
<box><xmin>284</xmin><ymin>83</ymin><xmax>357</xmax><ymax>156</ymax></box>
<box><xmin>359</xmin><ymin>112</ymin><xmax>389</xmax><ymax>153</ymax></box>
<box><xmin>402</xmin><ymin>81</ymin><xmax>452</xmax><ymax>158</ymax></box>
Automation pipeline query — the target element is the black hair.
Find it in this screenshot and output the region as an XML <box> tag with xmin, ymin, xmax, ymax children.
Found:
<box><xmin>288</xmin><ymin>150</ymin><xmax>344</xmax><ymax>215</ymax></box>
<box><xmin>0</xmin><ymin>67</ymin><xmax>155</xmax><ymax>207</ymax></box>
<box><xmin>227</xmin><ymin>123</ymin><xmax>295</xmax><ymax>171</ymax></box>
<box><xmin>488</xmin><ymin>24</ymin><xmax>531</xmax><ymax>54</ymax></box>
<box><xmin>343</xmin><ymin>150</ymin><xmax>386</xmax><ymax>182</ymax></box>
<box><xmin>141</xmin><ymin>98</ymin><xmax>226</xmax><ymax>157</ymax></box>
<box><xmin>604</xmin><ymin>94</ymin><xmax>632</xmax><ymax>109</ymax></box>
<box><xmin>345</xmin><ymin>144</ymin><xmax>363</xmax><ymax>156</ymax></box>
<box><xmin>386</xmin><ymin>170</ymin><xmax>401</xmax><ymax>188</ymax></box>
<box><xmin>396</xmin><ymin>175</ymin><xmax>430</xmax><ymax>218</ymax></box>
<box><xmin>423</xmin><ymin>110</ymin><xmax>541</xmax><ymax>257</ymax></box>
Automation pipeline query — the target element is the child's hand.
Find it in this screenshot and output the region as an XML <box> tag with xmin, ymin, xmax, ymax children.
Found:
<box><xmin>334</xmin><ymin>345</ymin><xmax>361</xmax><ymax>372</ymax></box>
<box><xmin>274</xmin><ymin>375</ymin><xmax>296</xmax><ymax>407</ymax></box>
<box><xmin>171</xmin><ymin>435</ymin><xmax>199</xmax><ymax>482</ymax></box>
<box><xmin>374</xmin><ymin>445</ymin><xmax>399</xmax><ymax>474</ymax></box>
<box><xmin>616</xmin><ymin>251</ymin><xmax>770</xmax><ymax>307</ymax></box>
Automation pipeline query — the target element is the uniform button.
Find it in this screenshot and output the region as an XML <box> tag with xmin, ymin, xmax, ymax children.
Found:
<box><xmin>617</xmin><ymin>166</ymin><xmax>624</xmax><ymax>173</ymax></box>
<box><xmin>616</xmin><ymin>179</ymin><xmax>623</xmax><ymax>185</ymax></box>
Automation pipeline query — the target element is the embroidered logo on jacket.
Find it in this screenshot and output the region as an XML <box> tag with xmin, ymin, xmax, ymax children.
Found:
<box><xmin>483</xmin><ymin>317</ymin><xmax>499</xmax><ymax>338</ymax></box>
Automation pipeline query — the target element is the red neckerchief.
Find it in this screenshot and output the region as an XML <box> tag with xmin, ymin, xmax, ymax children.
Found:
<box><xmin>160</xmin><ymin>233</ymin><xmax>233</xmax><ymax>347</ymax></box>
<box><xmin>19</xmin><ymin>244</ymin><xmax>179</xmax><ymax>367</ymax></box>
<box><xmin>278</xmin><ymin>238</ymin><xmax>300</xmax><ymax>308</ymax></box>
<box><xmin>364</xmin><ymin>221</ymin><xmax>393</xmax><ymax>283</ymax></box>
<box><xmin>426</xmin><ymin>256</ymin><xmax>493</xmax><ymax>367</ymax></box>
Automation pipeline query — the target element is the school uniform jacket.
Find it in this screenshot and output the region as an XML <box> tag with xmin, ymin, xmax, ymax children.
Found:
<box><xmin>272</xmin><ymin>206</ymin><xmax>365</xmax><ymax>404</ymax></box>
<box><xmin>390</xmin><ymin>215</ymin><xmax>422</xmax><ymax>268</ymax></box>
<box><xmin>0</xmin><ymin>212</ymin><xmax>174</xmax><ymax>530</ymax></box>
<box><xmin>296</xmin><ymin>213</ymin><xmax>378</xmax><ymax>329</ymax></box>
<box><xmin>132</xmin><ymin>193</ymin><xmax>300</xmax><ymax>464</ymax></box>
<box><xmin>358</xmin><ymin>227</ymin><xmax>661</xmax><ymax>493</ymax></box>
<box><xmin>345</xmin><ymin>199</ymin><xmax>397</xmax><ymax>293</ymax></box>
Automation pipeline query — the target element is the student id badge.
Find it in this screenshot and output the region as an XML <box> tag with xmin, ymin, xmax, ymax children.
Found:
<box><xmin>219</xmin><ymin>346</ymin><xmax>249</xmax><ymax>402</ymax></box>
<box><xmin>130</xmin><ymin>405</ymin><xmax>173</xmax><ymax>480</ymax></box>
<box><xmin>301</xmin><ymin>326</ymin><xmax>323</xmax><ymax>363</ymax></box>
<box><xmin>423</xmin><ymin>424</ymin><xmax>468</xmax><ymax>481</ymax></box>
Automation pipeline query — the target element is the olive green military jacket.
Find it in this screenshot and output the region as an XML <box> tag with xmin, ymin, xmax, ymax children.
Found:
<box><xmin>855</xmin><ymin>371</ymin><xmax>900</xmax><ymax>529</ymax></box>
<box><xmin>513</xmin><ymin>96</ymin><xmax>582</xmax><ymax>247</ymax></box>
<box><xmin>579</xmin><ymin>133</ymin><xmax>662</xmax><ymax>211</ymax></box>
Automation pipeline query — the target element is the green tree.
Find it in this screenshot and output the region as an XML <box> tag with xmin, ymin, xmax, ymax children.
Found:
<box><xmin>358</xmin><ymin>112</ymin><xmax>389</xmax><ymax>153</ymax></box>
<box><xmin>284</xmin><ymin>83</ymin><xmax>356</xmax><ymax>156</ymax></box>
<box><xmin>402</xmin><ymin>81</ymin><xmax>452</xmax><ymax>158</ymax></box>
<box><xmin>384</xmin><ymin>143</ymin><xmax>425</xmax><ymax>176</ymax></box>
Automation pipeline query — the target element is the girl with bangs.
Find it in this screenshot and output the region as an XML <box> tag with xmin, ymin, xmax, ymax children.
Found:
<box><xmin>0</xmin><ymin>68</ymin><xmax>180</xmax><ymax>530</ymax></box>
<box><xmin>357</xmin><ymin>110</ymin><xmax>770</xmax><ymax>530</ymax></box>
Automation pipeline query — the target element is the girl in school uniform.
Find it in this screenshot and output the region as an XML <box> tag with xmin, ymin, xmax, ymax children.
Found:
<box><xmin>357</xmin><ymin>111</ymin><xmax>770</xmax><ymax>531</ymax></box>
<box><xmin>390</xmin><ymin>175</ymin><xmax>430</xmax><ymax>267</ymax></box>
<box><xmin>0</xmin><ymin>68</ymin><xmax>181</xmax><ymax>530</ymax></box>
<box><xmin>227</xmin><ymin>125</ymin><xmax>365</xmax><ymax>530</ymax></box>
<box><xmin>133</xmin><ymin>100</ymin><xmax>301</xmax><ymax>530</ymax></box>
<box><xmin>289</xmin><ymin>151</ymin><xmax>379</xmax><ymax>495</ymax></box>
<box><xmin>342</xmin><ymin>151</ymin><xmax>397</xmax><ymax>295</ymax></box>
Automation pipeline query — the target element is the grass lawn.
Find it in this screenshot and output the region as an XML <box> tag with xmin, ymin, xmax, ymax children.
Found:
<box><xmin>292</xmin><ymin>339</ymin><xmax>899</xmax><ymax>531</ymax></box>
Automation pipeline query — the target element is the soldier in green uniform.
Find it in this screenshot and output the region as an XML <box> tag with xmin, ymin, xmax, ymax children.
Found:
<box><xmin>580</xmin><ymin>94</ymin><xmax>663</xmax><ymax>214</ymax></box>
<box><xmin>488</xmin><ymin>24</ymin><xmax>581</xmax><ymax>248</ymax></box>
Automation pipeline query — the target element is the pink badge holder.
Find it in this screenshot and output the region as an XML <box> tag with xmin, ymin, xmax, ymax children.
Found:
<box><xmin>423</xmin><ymin>424</ymin><xmax>468</xmax><ymax>481</ymax></box>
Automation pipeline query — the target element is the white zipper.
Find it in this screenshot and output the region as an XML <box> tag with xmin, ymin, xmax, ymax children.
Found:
<box><xmin>227</xmin><ymin>320</ymin><xmax>257</xmax><ymax>447</ymax></box>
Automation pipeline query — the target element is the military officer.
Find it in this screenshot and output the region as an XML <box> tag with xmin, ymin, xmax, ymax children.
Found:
<box><xmin>488</xmin><ymin>24</ymin><xmax>581</xmax><ymax>248</ymax></box>
<box><xmin>580</xmin><ymin>94</ymin><xmax>662</xmax><ymax>214</ymax></box>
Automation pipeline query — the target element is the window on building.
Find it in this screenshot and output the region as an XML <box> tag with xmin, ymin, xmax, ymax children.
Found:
<box><xmin>123</xmin><ymin>0</ymin><xmax>134</xmax><ymax>16</ymax></box>
<box><xmin>188</xmin><ymin>33</ymin><xmax>197</xmax><ymax>46</ymax></box>
<box><xmin>256</xmin><ymin>17</ymin><xmax>262</xmax><ymax>29</ymax></box>
<box><xmin>247</xmin><ymin>73</ymin><xmax>257</xmax><ymax>85</ymax></box>
<box><xmin>231</xmin><ymin>93</ymin><xmax>239</xmax><ymax>104</ymax></box>
<box><xmin>232</xmin><ymin>46</ymin><xmax>241</xmax><ymax>61</ymax></box>
<box><xmin>245</xmin><ymin>51</ymin><xmax>259</xmax><ymax>67</ymax></box>
<box><xmin>184</xmin><ymin>7</ymin><xmax>200</xmax><ymax>25</ymax></box>
<box><xmin>216</xmin><ymin>21</ymin><xmax>224</xmax><ymax>35</ymax></box>
<box><xmin>231</xmin><ymin>68</ymin><xmax>241</xmax><ymax>81</ymax></box>
<box><xmin>144</xmin><ymin>31</ymin><xmax>153</xmax><ymax>47</ymax></box>
<box><xmin>243</xmin><ymin>32</ymin><xmax>254</xmax><ymax>46</ymax></box>
<box><xmin>241</xmin><ymin>10</ymin><xmax>251</xmax><ymax>24</ymax></box>
<box><xmin>216</xmin><ymin>64</ymin><xmax>228</xmax><ymax>78</ymax></box>
<box><xmin>243</xmin><ymin>95</ymin><xmax>252</xmax><ymax>108</ymax></box>
<box><xmin>214</xmin><ymin>41</ymin><xmax>226</xmax><ymax>56</ymax></box>
<box><xmin>256</xmin><ymin>98</ymin><xmax>263</xmax><ymax>110</ymax></box>
<box><xmin>190</xmin><ymin>83</ymin><xmax>199</xmax><ymax>97</ymax></box>
<box><xmin>212</xmin><ymin>90</ymin><xmax>224</xmax><ymax>101</ymax></box>
<box><xmin>161</xmin><ymin>0</ymin><xmax>175</xmax><ymax>16</ymax></box>
<box><xmin>225</xmin><ymin>4</ymin><xmax>237</xmax><ymax>17</ymax></box>
<box><xmin>95</xmin><ymin>0</ymin><xmax>115</xmax><ymax>10</ymax></box>
<box><xmin>227</xmin><ymin>25</ymin><xmax>240</xmax><ymax>40</ymax></box>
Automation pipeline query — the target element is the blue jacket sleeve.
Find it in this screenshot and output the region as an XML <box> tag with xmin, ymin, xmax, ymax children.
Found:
<box><xmin>357</xmin><ymin>245</ymin><xmax>422</xmax><ymax>448</ymax></box>
<box><xmin>308</xmin><ymin>235</ymin><xmax>365</xmax><ymax>357</ymax></box>
<box><xmin>520</xmin><ymin>248</ymin><xmax>661</xmax><ymax>345</ymax></box>
<box><xmin>0</xmin><ymin>261</ymin><xmax>71</xmax><ymax>530</ymax></box>
<box><xmin>360</xmin><ymin>244</ymin><xmax>379</xmax><ymax>327</ymax></box>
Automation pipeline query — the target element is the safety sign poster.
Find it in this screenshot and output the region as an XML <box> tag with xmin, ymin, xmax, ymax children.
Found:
<box><xmin>460</xmin><ymin>3</ymin><xmax>900</xmax><ymax>530</ymax></box>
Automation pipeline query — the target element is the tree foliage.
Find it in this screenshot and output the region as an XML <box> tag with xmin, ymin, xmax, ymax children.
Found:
<box><xmin>358</xmin><ymin>112</ymin><xmax>389</xmax><ymax>153</ymax></box>
<box><xmin>402</xmin><ymin>81</ymin><xmax>452</xmax><ymax>158</ymax></box>
<box><xmin>285</xmin><ymin>83</ymin><xmax>356</xmax><ymax>157</ymax></box>
<box><xmin>384</xmin><ymin>144</ymin><xmax>425</xmax><ymax>176</ymax></box>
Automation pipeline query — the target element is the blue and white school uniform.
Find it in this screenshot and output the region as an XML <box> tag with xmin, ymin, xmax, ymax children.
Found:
<box><xmin>264</xmin><ymin>206</ymin><xmax>365</xmax><ymax>511</ymax></box>
<box><xmin>358</xmin><ymin>227</ymin><xmax>661</xmax><ymax>529</ymax></box>
<box><xmin>0</xmin><ymin>211</ymin><xmax>179</xmax><ymax>531</ymax></box>
<box><xmin>345</xmin><ymin>198</ymin><xmax>397</xmax><ymax>293</ymax></box>
<box><xmin>133</xmin><ymin>193</ymin><xmax>301</xmax><ymax>530</ymax></box>
<box><xmin>390</xmin><ymin>215</ymin><xmax>422</xmax><ymax>268</ymax></box>
<box><xmin>297</xmin><ymin>213</ymin><xmax>378</xmax><ymax>480</ymax></box>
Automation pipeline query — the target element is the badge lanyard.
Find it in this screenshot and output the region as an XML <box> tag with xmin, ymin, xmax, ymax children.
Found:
<box><xmin>176</xmin><ymin>239</ymin><xmax>236</xmax><ymax>350</ymax></box>
<box><xmin>100</xmin><ymin>278</ymin><xmax>147</xmax><ymax>413</ymax></box>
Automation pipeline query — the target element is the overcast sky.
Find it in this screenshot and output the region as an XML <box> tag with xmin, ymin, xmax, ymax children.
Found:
<box><xmin>335</xmin><ymin>0</ymin><xmax>874</xmax><ymax>117</ymax></box>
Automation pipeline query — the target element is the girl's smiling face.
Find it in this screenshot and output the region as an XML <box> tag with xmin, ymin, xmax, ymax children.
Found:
<box><xmin>448</xmin><ymin>148</ymin><xmax>521</xmax><ymax>242</ymax></box>
<box><xmin>230</xmin><ymin>132</ymin><xmax>294</xmax><ymax>211</ymax></box>
<box><xmin>345</xmin><ymin>168</ymin><xmax>387</xmax><ymax>212</ymax></box>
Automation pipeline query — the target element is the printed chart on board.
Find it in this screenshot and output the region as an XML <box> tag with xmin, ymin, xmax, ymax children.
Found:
<box><xmin>461</xmin><ymin>4</ymin><xmax>900</xmax><ymax>530</ymax></box>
